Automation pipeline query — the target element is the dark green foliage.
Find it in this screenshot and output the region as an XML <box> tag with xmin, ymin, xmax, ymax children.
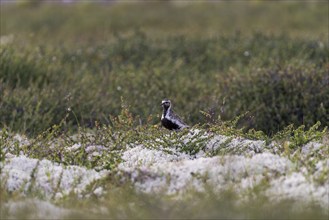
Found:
<box><xmin>1</xmin><ymin>2</ymin><xmax>328</xmax><ymax>136</ymax></box>
<box><xmin>1</xmin><ymin>95</ymin><xmax>328</xmax><ymax>220</ymax></box>
<box><xmin>219</xmin><ymin>63</ymin><xmax>329</xmax><ymax>133</ymax></box>
<box><xmin>1</xmin><ymin>33</ymin><xmax>327</xmax><ymax>136</ymax></box>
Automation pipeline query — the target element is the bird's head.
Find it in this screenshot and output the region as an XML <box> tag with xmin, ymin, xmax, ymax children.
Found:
<box><xmin>161</xmin><ymin>99</ymin><xmax>171</xmax><ymax>109</ymax></box>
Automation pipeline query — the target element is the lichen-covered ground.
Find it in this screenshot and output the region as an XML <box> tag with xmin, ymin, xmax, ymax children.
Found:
<box><xmin>1</xmin><ymin>129</ymin><xmax>328</xmax><ymax>219</ymax></box>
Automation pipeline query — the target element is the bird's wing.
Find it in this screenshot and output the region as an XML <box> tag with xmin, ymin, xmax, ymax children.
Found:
<box><xmin>169</xmin><ymin>110</ymin><xmax>189</xmax><ymax>128</ymax></box>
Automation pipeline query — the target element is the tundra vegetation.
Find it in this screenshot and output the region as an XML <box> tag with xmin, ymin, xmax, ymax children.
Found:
<box><xmin>0</xmin><ymin>1</ymin><xmax>328</xmax><ymax>219</ymax></box>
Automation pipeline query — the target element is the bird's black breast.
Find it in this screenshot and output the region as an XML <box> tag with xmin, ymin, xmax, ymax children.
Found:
<box><xmin>161</xmin><ymin>118</ymin><xmax>180</xmax><ymax>130</ymax></box>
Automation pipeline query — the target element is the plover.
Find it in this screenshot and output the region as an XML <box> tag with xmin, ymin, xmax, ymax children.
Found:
<box><xmin>161</xmin><ymin>99</ymin><xmax>189</xmax><ymax>131</ymax></box>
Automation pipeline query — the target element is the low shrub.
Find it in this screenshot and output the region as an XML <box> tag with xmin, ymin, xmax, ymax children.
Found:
<box><xmin>1</xmin><ymin>33</ymin><xmax>328</xmax><ymax>136</ymax></box>
<box><xmin>218</xmin><ymin>63</ymin><xmax>329</xmax><ymax>134</ymax></box>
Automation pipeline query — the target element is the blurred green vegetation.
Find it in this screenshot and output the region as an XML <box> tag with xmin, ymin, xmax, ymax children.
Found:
<box><xmin>0</xmin><ymin>1</ymin><xmax>328</xmax><ymax>136</ymax></box>
<box><xmin>1</xmin><ymin>184</ymin><xmax>328</xmax><ymax>220</ymax></box>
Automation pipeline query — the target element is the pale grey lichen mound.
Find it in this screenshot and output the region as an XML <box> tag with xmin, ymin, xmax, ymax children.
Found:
<box><xmin>1</xmin><ymin>156</ymin><xmax>38</xmax><ymax>192</ymax></box>
<box><xmin>1</xmin><ymin>155</ymin><xmax>109</xmax><ymax>199</ymax></box>
<box><xmin>266</xmin><ymin>172</ymin><xmax>329</xmax><ymax>208</ymax></box>
<box><xmin>118</xmin><ymin>134</ymin><xmax>328</xmax><ymax>209</ymax></box>
<box><xmin>120</xmin><ymin>151</ymin><xmax>293</xmax><ymax>195</ymax></box>
<box><xmin>3</xmin><ymin>199</ymin><xmax>73</xmax><ymax>219</ymax></box>
<box><xmin>1</xmin><ymin>133</ymin><xmax>328</xmax><ymax>210</ymax></box>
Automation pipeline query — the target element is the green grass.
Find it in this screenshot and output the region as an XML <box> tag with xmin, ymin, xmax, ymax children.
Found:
<box><xmin>1</xmin><ymin>1</ymin><xmax>328</xmax><ymax>40</ymax></box>
<box><xmin>1</xmin><ymin>183</ymin><xmax>328</xmax><ymax>220</ymax></box>
<box><xmin>1</xmin><ymin>105</ymin><xmax>327</xmax><ymax>174</ymax></box>
<box><xmin>0</xmin><ymin>2</ymin><xmax>328</xmax><ymax>219</ymax></box>
<box><xmin>0</xmin><ymin>101</ymin><xmax>328</xmax><ymax>219</ymax></box>
<box><xmin>1</xmin><ymin>1</ymin><xmax>328</xmax><ymax>136</ymax></box>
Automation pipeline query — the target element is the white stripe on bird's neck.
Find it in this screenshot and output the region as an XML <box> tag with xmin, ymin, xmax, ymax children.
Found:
<box><xmin>161</xmin><ymin>105</ymin><xmax>171</xmax><ymax>120</ymax></box>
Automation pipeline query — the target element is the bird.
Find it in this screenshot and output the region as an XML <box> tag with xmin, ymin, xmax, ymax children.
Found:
<box><xmin>161</xmin><ymin>99</ymin><xmax>189</xmax><ymax>131</ymax></box>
